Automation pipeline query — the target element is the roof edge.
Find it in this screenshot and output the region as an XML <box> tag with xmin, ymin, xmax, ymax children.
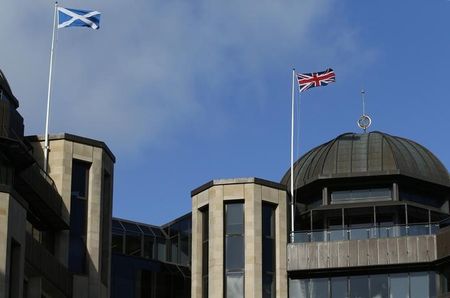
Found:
<box><xmin>25</xmin><ymin>133</ymin><xmax>116</xmax><ymax>163</ymax></box>
<box><xmin>191</xmin><ymin>177</ymin><xmax>286</xmax><ymax>197</ymax></box>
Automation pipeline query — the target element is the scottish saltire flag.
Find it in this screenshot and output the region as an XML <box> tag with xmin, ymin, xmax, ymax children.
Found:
<box><xmin>58</xmin><ymin>7</ymin><xmax>101</xmax><ymax>30</ymax></box>
<box><xmin>297</xmin><ymin>68</ymin><xmax>336</xmax><ymax>93</ymax></box>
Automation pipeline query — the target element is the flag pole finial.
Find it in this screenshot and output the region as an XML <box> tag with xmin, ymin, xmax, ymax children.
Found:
<box><xmin>357</xmin><ymin>88</ymin><xmax>372</xmax><ymax>133</ymax></box>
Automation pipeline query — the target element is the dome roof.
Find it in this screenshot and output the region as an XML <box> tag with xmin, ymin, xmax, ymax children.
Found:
<box><xmin>281</xmin><ymin>131</ymin><xmax>450</xmax><ymax>189</ymax></box>
<box><xmin>0</xmin><ymin>69</ymin><xmax>19</xmax><ymax>108</ymax></box>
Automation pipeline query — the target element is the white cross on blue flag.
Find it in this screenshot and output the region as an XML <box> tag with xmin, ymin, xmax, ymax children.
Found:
<box><xmin>57</xmin><ymin>7</ymin><xmax>101</xmax><ymax>30</ymax></box>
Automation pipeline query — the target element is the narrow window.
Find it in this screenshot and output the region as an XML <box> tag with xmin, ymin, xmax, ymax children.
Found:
<box><xmin>202</xmin><ymin>207</ymin><xmax>209</xmax><ymax>298</ymax></box>
<box><xmin>224</xmin><ymin>202</ymin><xmax>244</xmax><ymax>298</ymax></box>
<box><xmin>262</xmin><ymin>203</ymin><xmax>276</xmax><ymax>298</ymax></box>
<box><xmin>68</xmin><ymin>159</ymin><xmax>90</xmax><ymax>274</ymax></box>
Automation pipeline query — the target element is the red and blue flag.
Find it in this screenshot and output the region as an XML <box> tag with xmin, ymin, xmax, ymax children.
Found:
<box><xmin>297</xmin><ymin>68</ymin><xmax>335</xmax><ymax>93</ymax></box>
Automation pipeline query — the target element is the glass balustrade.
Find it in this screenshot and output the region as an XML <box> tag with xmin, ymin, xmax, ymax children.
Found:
<box><xmin>292</xmin><ymin>222</ymin><xmax>442</xmax><ymax>243</ymax></box>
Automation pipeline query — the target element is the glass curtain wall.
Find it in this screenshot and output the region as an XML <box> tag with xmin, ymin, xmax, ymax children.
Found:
<box><xmin>224</xmin><ymin>202</ymin><xmax>244</xmax><ymax>298</ymax></box>
<box><xmin>289</xmin><ymin>271</ymin><xmax>437</xmax><ymax>298</ymax></box>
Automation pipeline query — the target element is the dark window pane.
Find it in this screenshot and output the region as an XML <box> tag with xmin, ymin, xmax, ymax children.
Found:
<box><xmin>370</xmin><ymin>274</ymin><xmax>388</xmax><ymax>298</ymax></box>
<box><xmin>156</xmin><ymin>238</ymin><xmax>166</xmax><ymax>261</ymax></box>
<box><xmin>350</xmin><ymin>275</ymin><xmax>368</xmax><ymax>298</ymax></box>
<box><xmin>125</xmin><ymin>234</ymin><xmax>141</xmax><ymax>256</ymax></box>
<box><xmin>170</xmin><ymin>236</ymin><xmax>178</xmax><ymax>263</ymax></box>
<box><xmin>111</xmin><ymin>234</ymin><xmax>123</xmax><ymax>254</ymax></box>
<box><xmin>226</xmin><ymin>203</ymin><xmax>244</xmax><ymax>235</ymax></box>
<box><xmin>202</xmin><ymin>276</ymin><xmax>208</xmax><ymax>298</ymax></box>
<box><xmin>225</xmin><ymin>235</ymin><xmax>244</xmax><ymax>270</ymax></box>
<box><xmin>263</xmin><ymin>273</ymin><xmax>275</xmax><ymax>298</ymax></box>
<box><xmin>263</xmin><ymin>204</ymin><xmax>275</xmax><ymax>237</ymax></box>
<box><xmin>311</xmin><ymin>278</ymin><xmax>328</xmax><ymax>298</ymax></box>
<box><xmin>143</xmin><ymin>236</ymin><xmax>154</xmax><ymax>259</ymax></box>
<box><xmin>226</xmin><ymin>273</ymin><xmax>244</xmax><ymax>298</ymax></box>
<box><xmin>408</xmin><ymin>206</ymin><xmax>429</xmax><ymax>224</ymax></box>
<box><xmin>71</xmin><ymin>160</ymin><xmax>89</xmax><ymax>198</ymax></box>
<box><xmin>331</xmin><ymin>188</ymin><xmax>391</xmax><ymax>204</ymax></box>
<box><xmin>202</xmin><ymin>241</ymin><xmax>208</xmax><ymax>275</ymax></box>
<box><xmin>262</xmin><ymin>238</ymin><xmax>274</xmax><ymax>272</ymax></box>
<box><xmin>331</xmin><ymin>277</ymin><xmax>347</xmax><ymax>298</ymax></box>
<box><xmin>390</xmin><ymin>273</ymin><xmax>408</xmax><ymax>298</ymax></box>
<box><xmin>410</xmin><ymin>272</ymin><xmax>428</xmax><ymax>298</ymax></box>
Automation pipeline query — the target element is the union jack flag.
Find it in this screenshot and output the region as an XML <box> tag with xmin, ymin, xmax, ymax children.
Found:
<box><xmin>297</xmin><ymin>68</ymin><xmax>336</xmax><ymax>93</ymax></box>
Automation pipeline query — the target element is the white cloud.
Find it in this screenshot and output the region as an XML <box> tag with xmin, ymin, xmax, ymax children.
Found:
<box><xmin>0</xmin><ymin>0</ymin><xmax>372</xmax><ymax>156</ymax></box>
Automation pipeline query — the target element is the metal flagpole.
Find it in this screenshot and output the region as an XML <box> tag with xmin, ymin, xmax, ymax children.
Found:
<box><xmin>44</xmin><ymin>2</ymin><xmax>58</xmax><ymax>172</ymax></box>
<box><xmin>290</xmin><ymin>68</ymin><xmax>295</xmax><ymax>243</ymax></box>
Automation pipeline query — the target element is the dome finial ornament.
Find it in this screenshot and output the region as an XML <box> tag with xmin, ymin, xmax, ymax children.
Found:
<box><xmin>357</xmin><ymin>89</ymin><xmax>372</xmax><ymax>133</ymax></box>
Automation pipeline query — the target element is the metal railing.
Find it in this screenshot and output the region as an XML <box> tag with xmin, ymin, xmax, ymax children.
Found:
<box><xmin>292</xmin><ymin>223</ymin><xmax>442</xmax><ymax>243</ymax></box>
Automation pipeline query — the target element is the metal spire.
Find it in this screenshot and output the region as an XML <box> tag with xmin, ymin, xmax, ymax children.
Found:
<box><xmin>357</xmin><ymin>89</ymin><xmax>372</xmax><ymax>133</ymax></box>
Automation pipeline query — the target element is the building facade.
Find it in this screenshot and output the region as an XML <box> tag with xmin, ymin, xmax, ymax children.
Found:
<box><xmin>0</xmin><ymin>69</ymin><xmax>114</xmax><ymax>298</ymax></box>
<box><xmin>1</xmin><ymin>67</ymin><xmax>449</xmax><ymax>297</ymax></box>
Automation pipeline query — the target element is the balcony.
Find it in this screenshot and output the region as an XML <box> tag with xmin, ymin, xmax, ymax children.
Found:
<box><xmin>0</xmin><ymin>99</ymin><xmax>24</xmax><ymax>139</ymax></box>
<box><xmin>292</xmin><ymin>223</ymin><xmax>441</xmax><ymax>243</ymax></box>
<box><xmin>25</xmin><ymin>233</ymin><xmax>73</xmax><ymax>297</ymax></box>
<box><xmin>15</xmin><ymin>163</ymin><xmax>69</xmax><ymax>230</ymax></box>
<box><xmin>287</xmin><ymin>220</ymin><xmax>450</xmax><ymax>272</ymax></box>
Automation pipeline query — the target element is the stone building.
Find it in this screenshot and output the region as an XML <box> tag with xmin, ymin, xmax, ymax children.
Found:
<box><xmin>0</xmin><ymin>69</ymin><xmax>114</xmax><ymax>298</ymax></box>
<box><xmin>1</xmin><ymin>67</ymin><xmax>449</xmax><ymax>297</ymax></box>
<box><xmin>110</xmin><ymin>132</ymin><xmax>450</xmax><ymax>298</ymax></box>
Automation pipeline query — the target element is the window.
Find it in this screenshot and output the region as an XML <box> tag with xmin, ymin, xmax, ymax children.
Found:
<box><xmin>331</xmin><ymin>277</ymin><xmax>347</xmax><ymax>298</ymax></box>
<box><xmin>331</xmin><ymin>188</ymin><xmax>391</xmax><ymax>204</ymax></box>
<box><xmin>262</xmin><ymin>203</ymin><xmax>276</xmax><ymax>298</ymax></box>
<box><xmin>68</xmin><ymin>159</ymin><xmax>90</xmax><ymax>274</ymax></box>
<box><xmin>350</xmin><ymin>275</ymin><xmax>368</xmax><ymax>298</ymax></box>
<box><xmin>289</xmin><ymin>272</ymin><xmax>437</xmax><ymax>298</ymax></box>
<box><xmin>224</xmin><ymin>202</ymin><xmax>244</xmax><ymax>298</ymax></box>
<box><xmin>202</xmin><ymin>208</ymin><xmax>209</xmax><ymax>298</ymax></box>
<box><xmin>389</xmin><ymin>273</ymin><xmax>409</xmax><ymax>298</ymax></box>
<box><xmin>370</xmin><ymin>274</ymin><xmax>388</xmax><ymax>298</ymax></box>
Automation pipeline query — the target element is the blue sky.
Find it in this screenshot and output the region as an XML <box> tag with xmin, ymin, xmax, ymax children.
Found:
<box><xmin>1</xmin><ymin>1</ymin><xmax>449</xmax><ymax>225</ymax></box>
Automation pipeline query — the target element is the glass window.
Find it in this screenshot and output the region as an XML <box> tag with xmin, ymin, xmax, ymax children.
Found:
<box><xmin>156</xmin><ymin>238</ymin><xmax>166</xmax><ymax>261</ymax></box>
<box><xmin>226</xmin><ymin>203</ymin><xmax>244</xmax><ymax>235</ymax></box>
<box><xmin>376</xmin><ymin>205</ymin><xmax>406</xmax><ymax>238</ymax></box>
<box><xmin>226</xmin><ymin>273</ymin><xmax>244</xmax><ymax>298</ymax></box>
<box><xmin>290</xmin><ymin>279</ymin><xmax>310</xmax><ymax>298</ymax></box>
<box><xmin>331</xmin><ymin>188</ymin><xmax>391</xmax><ymax>204</ymax></box>
<box><xmin>262</xmin><ymin>203</ymin><xmax>276</xmax><ymax>298</ymax></box>
<box><xmin>346</xmin><ymin>207</ymin><xmax>374</xmax><ymax>240</ymax></box>
<box><xmin>143</xmin><ymin>236</ymin><xmax>154</xmax><ymax>259</ymax></box>
<box><xmin>225</xmin><ymin>202</ymin><xmax>244</xmax><ymax>298</ymax></box>
<box><xmin>350</xmin><ymin>275</ymin><xmax>368</xmax><ymax>298</ymax></box>
<box><xmin>331</xmin><ymin>277</ymin><xmax>347</xmax><ymax>298</ymax></box>
<box><xmin>225</xmin><ymin>236</ymin><xmax>244</xmax><ymax>270</ymax></box>
<box><xmin>71</xmin><ymin>160</ymin><xmax>90</xmax><ymax>198</ymax></box>
<box><xmin>410</xmin><ymin>272</ymin><xmax>428</xmax><ymax>298</ymax></box>
<box><xmin>370</xmin><ymin>274</ymin><xmax>388</xmax><ymax>298</ymax></box>
<box><xmin>390</xmin><ymin>273</ymin><xmax>408</xmax><ymax>298</ymax></box>
<box><xmin>202</xmin><ymin>208</ymin><xmax>209</xmax><ymax>298</ymax></box>
<box><xmin>311</xmin><ymin>278</ymin><xmax>328</xmax><ymax>298</ymax></box>
<box><xmin>111</xmin><ymin>233</ymin><xmax>124</xmax><ymax>254</ymax></box>
<box><xmin>125</xmin><ymin>233</ymin><xmax>141</xmax><ymax>256</ymax></box>
<box><xmin>312</xmin><ymin>209</ymin><xmax>344</xmax><ymax>241</ymax></box>
<box><xmin>263</xmin><ymin>273</ymin><xmax>275</xmax><ymax>298</ymax></box>
<box><xmin>170</xmin><ymin>235</ymin><xmax>178</xmax><ymax>263</ymax></box>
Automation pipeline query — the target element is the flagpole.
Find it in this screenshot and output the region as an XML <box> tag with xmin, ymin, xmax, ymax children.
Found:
<box><xmin>44</xmin><ymin>2</ymin><xmax>58</xmax><ymax>172</ymax></box>
<box><xmin>290</xmin><ymin>68</ymin><xmax>295</xmax><ymax>243</ymax></box>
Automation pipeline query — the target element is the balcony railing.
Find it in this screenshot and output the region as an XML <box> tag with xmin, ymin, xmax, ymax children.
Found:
<box><xmin>0</xmin><ymin>100</ymin><xmax>24</xmax><ymax>139</ymax></box>
<box><xmin>292</xmin><ymin>223</ymin><xmax>441</xmax><ymax>243</ymax></box>
<box><xmin>16</xmin><ymin>163</ymin><xmax>68</xmax><ymax>229</ymax></box>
